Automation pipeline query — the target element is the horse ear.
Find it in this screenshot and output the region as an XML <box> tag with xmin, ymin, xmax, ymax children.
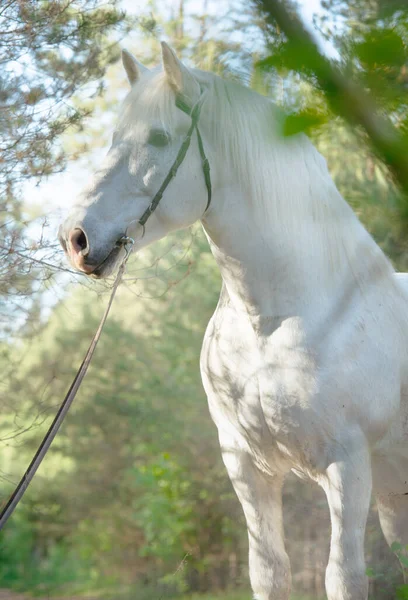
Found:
<box><xmin>122</xmin><ymin>49</ymin><xmax>148</xmax><ymax>86</ymax></box>
<box><xmin>161</xmin><ymin>41</ymin><xmax>200</xmax><ymax>103</ymax></box>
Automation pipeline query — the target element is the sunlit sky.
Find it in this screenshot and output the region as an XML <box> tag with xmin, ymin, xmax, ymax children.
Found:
<box><xmin>23</xmin><ymin>0</ymin><xmax>327</xmax><ymax>229</ymax></box>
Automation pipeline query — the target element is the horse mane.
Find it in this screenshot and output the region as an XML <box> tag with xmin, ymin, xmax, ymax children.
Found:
<box><xmin>195</xmin><ymin>69</ymin><xmax>394</xmax><ymax>287</ymax></box>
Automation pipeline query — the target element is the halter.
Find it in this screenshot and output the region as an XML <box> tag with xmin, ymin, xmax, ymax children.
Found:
<box><xmin>135</xmin><ymin>90</ymin><xmax>212</xmax><ymax>235</ymax></box>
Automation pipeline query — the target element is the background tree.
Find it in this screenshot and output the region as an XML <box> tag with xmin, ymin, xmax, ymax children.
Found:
<box><xmin>0</xmin><ymin>0</ymin><xmax>129</xmax><ymax>331</ymax></box>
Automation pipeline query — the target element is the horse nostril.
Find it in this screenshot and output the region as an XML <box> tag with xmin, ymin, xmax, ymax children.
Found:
<box><xmin>69</xmin><ymin>228</ymin><xmax>89</xmax><ymax>256</ymax></box>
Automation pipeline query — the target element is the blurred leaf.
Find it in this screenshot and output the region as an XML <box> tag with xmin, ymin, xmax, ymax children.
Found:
<box><xmin>282</xmin><ymin>110</ymin><xmax>327</xmax><ymax>136</ymax></box>
<box><xmin>396</xmin><ymin>584</ymin><xmax>408</xmax><ymax>600</ymax></box>
<box><xmin>378</xmin><ymin>0</ymin><xmax>408</xmax><ymax>19</ymax></box>
<box><xmin>391</xmin><ymin>541</ymin><xmax>404</xmax><ymax>553</ymax></box>
<box><xmin>400</xmin><ymin>554</ymin><xmax>408</xmax><ymax>568</ymax></box>
<box><xmin>354</xmin><ymin>30</ymin><xmax>406</xmax><ymax>68</ymax></box>
<box><xmin>257</xmin><ymin>40</ymin><xmax>322</xmax><ymax>76</ymax></box>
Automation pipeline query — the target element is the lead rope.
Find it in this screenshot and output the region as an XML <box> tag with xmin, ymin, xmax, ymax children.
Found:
<box><xmin>0</xmin><ymin>89</ymin><xmax>213</xmax><ymax>531</ymax></box>
<box><xmin>0</xmin><ymin>237</ymin><xmax>134</xmax><ymax>531</ymax></box>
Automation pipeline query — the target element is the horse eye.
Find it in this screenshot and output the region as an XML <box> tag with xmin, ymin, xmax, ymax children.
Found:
<box><xmin>148</xmin><ymin>129</ymin><xmax>170</xmax><ymax>148</ymax></box>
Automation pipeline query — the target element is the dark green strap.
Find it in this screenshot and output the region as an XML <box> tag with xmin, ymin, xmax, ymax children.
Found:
<box><xmin>138</xmin><ymin>92</ymin><xmax>212</xmax><ymax>230</ymax></box>
<box><xmin>196</xmin><ymin>126</ymin><xmax>212</xmax><ymax>211</ymax></box>
<box><xmin>175</xmin><ymin>95</ymin><xmax>197</xmax><ymax>116</ymax></box>
<box><xmin>175</xmin><ymin>94</ymin><xmax>212</xmax><ymax>212</ymax></box>
<box><xmin>138</xmin><ymin>109</ymin><xmax>197</xmax><ymax>227</ymax></box>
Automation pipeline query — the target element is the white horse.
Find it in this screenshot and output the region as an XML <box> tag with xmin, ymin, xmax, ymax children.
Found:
<box><xmin>59</xmin><ymin>43</ymin><xmax>408</xmax><ymax>600</ymax></box>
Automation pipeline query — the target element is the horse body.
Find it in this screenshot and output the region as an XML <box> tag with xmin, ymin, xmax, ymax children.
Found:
<box><xmin>59</xmin><ymin>43</ymin><xmax>408</xmax><ymax>600</ymax></box>
<box><xmin>199</xmin><ymin>158</ymin><xmax>408</xmax><ymax>599</ymax></box>
<box><xmin>203</xmin><ymin>283</ymin><xmax>406</xmax><ymax>478</ymax></box>
<box><xmin>214</xmin><ymin>274</ymin><xmax>408</xmax><ymax>599</ymax></box>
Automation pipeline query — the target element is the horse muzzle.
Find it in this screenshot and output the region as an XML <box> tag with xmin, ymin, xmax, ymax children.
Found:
<box><xmin>58</xmin><ymin>225</ymin><xmax>123</xmax><ymax>278</ymax></box>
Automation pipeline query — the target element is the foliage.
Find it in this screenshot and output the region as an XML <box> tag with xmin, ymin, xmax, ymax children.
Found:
<box><xmin>255</xmin><ymin>0</ymin><xmax>408</xmax><ymax>261</ymax></box>
<box><xmin>0</xmin><ymin>231</ymin><xmax>245</xmax><ymax>594</ymax></box>
<box><xmin>366</xmin><ymin>540</ymin><xmax>408</xmax><ymax>600</ymax></box>
<box><xmin>0</xmin><ymin>0</ymin><xmax>129</xmax><ymax>329</ymax></box>
<box><xmin>0</xmin><ymin>503</ymin><xmax>105</xmax><ymax>595</ymax></box>
<box><xmin>257</xmin><ymin>0</ymin><xmax>408</xmax><ymax>190</ymax></box>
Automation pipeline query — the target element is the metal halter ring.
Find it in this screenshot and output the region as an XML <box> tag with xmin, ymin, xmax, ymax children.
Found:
<box><xmin>116</xmin><ymin>235</ymin><xmax>135</xmax><ymax>260</ymax></box>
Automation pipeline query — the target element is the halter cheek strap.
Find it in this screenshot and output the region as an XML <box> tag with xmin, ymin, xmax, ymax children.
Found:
<box><xmin>175</xmin><ymin>95</ymin><xmax>212</xmax><ymax>212</ymax></box>
<box><xmin>137</xmin><ymin>91</ymin><xmax>212</xmax><ymax>231</ymax></box>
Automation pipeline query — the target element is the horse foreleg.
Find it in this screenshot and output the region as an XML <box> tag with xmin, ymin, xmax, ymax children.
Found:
<box><xmin>320</xmin><ymin>436</ymin><xmax>372</xmax><ymax>600</ymax></box>
<box><xmin>220</xmin><ymin>433</ymin><xmax>291</xmax><ymax>600</ymax></box>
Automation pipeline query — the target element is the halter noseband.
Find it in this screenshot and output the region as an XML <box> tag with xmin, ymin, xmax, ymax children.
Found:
<box><xmin>135</xmin><ymin>91</ymin><xmax>212</xmax><ymax>233</ymax></box>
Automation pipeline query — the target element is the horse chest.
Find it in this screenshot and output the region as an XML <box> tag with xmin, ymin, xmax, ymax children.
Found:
<box><xmin>201</xmin><ymin>307</ymin><xmax>326</xmax><ymax>472</ymax></box>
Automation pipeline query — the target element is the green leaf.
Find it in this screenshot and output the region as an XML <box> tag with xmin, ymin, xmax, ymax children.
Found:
<box><xmin>354</xmin><ymin>30</ymin><xmax>406</xmax><ymax>68</ymax></box>
<box><xmin>257</xmin><ymin>40</ymin><xmax>322</xmax><ymax>76</ymax></box>
<box><xmin>282</xmin><ymin>111</ymin><xmax>327</xmax><ymax>136</ymax></box>
<box><xmin>378</xmin><ymin>0</ymin><xmax>408</xmax><ymax>19</ymax></box>
<box><xmin>399</xmin><ymin>554</ymin><xmax>408</xmax><ymax>568</ymax></box>
<box><xmin>391</xmin><ymin>541</ymin><xmax>404</xmax><ymax>553</ymax></box>
<box><xmin>396</xmin><ymin>584</ymin><xmax>408</xmax><ymax>600</ymax></box>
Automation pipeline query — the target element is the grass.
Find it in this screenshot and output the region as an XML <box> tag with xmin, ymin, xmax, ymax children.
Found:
<box><xmin>0</xmin><ymin>588</ymin><xmax>323</xmax><ymax>600</ymax></box>
<box><xmin>92</xmin><ymin>590</ymin><xmax>323</xmax><ymax>600</ymax></box>
<box><xmin>183</xmin><ymin>594</ymin><xmax>251</xmax><ymax>600</ymax></box>
<box><xmin>183</xmin><ymin>593</ymin><xmax>321</xmax><ymax>600</ymax></box>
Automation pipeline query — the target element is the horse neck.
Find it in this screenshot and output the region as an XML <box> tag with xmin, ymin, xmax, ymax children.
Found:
<box><xmin>201</xmin><ymin>133</ymin><xmax>391</xmax><ymax>325</ymax></box>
